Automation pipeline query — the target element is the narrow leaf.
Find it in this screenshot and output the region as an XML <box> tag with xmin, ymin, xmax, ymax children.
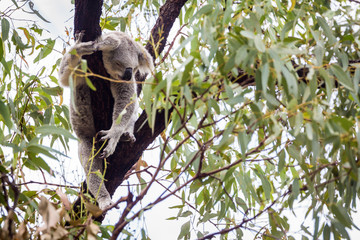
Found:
<box><xmin>35</xmin><ymin>125</ymin><xmax>76</xmax><ymax>139</ymax></box>
<box><xmin>330</xmin><ymin>64</ymin><xmax>353</xmax><ymax>91</ymax></box>
<box><xmin>1</xmin><ymin>18</ymin><xmax>10</xmax><ymax>41</ymax></box>
<box><xmin>0</xmin><ymin>99</ymin><xmax>13</xmax><ymax>129</ymax></box>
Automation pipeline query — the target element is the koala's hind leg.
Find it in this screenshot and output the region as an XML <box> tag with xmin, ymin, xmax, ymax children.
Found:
<box><xmin>71</xmin><ymin>84</ymin><xmax>112</xmax><ymax>210</ymax></box>
<box><xmin>78</xmin><ymin>139</ymin><xmax>113</xmax><ymax>210</ymax></box>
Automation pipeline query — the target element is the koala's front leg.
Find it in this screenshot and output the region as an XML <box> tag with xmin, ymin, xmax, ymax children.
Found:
<box><xmin>98</xmin><ymin>81</ymin><xmax>137</xmax><ymax>158</ymax></box>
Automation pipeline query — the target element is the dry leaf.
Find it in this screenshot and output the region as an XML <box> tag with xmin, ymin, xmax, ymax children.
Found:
<box><xmin>56</xmin><ymin>189</ymin><xmax>71</xmax><ymax>210</ymax></box>
<box><xmin>37</xmin><ymin>196</ymin><xmax>60</xmax><ymax>232</ymax></box>
<box><xmin>0</xmin><ymin>210</ymin><xmax>15</xmax><ymax>239</ymax></box>
<box><xmin>135</xmin><ymin>157</ymin><xmax>142</xmax><ymax>182</ymax></box>
<box><xmin>86</xmin><ymin>221</ymin><xmax>100</xmax><ymax>240</ymax></box>
<box><xmin>84</xmin><ymin>201</ymin><xmax>103</xmax><ymax>218</ymax></box>
<box><xmin>135</xmin><ymin>158</ymin><xmax>148</xmax><ymax>182</ymax></box>
<box><xmin>40</xmin><ymin>226</ymin><xmax>68</xmax><ymax>240</ymax></box>
<box><xmin>161</xmin><ymin>131</ymin><xmax>166</xmax><ymax>142</ymax></box>
<box><xmin>15</xmin><ymin>221</ymin><xmax>29</xmax><ymax>240</ymax></box>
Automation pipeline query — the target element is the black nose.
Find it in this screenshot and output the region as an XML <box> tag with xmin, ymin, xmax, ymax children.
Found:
<box><xmin>122</xmin><ymin>68</ymin><xmax>133</xmax><ymax>80</ymax></box>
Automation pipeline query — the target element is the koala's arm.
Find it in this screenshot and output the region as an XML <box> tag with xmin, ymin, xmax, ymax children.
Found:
<box><xmin>98</xmin><ymin>81</ymin><xmax>138</xmax><ymax>158</ymax></box>
<box><xmin>59</xmin><ymin>41</ymin><xmax>97</xmax><ymax>87</ymax></box>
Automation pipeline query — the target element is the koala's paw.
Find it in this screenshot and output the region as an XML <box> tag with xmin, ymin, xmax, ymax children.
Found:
<box><xmin>97</xmin><ymin>197</ymin><xmax>113</xmax><ymax>210</ymax></box>
<box><xmin>98</xmin><ymin>129</ymin><xmax>122</xmax><ymax>158</ymax></box>
<box><xmin>76</xmin><ymin>41</ymin><xmax>96</xmax><ymax>56</ymax></box>
<box><xmin>122</xmin><ymin>132</ymin><xmax>136</xmax><ymax>143</ymax></box>
<box><xmin>75</xmin><ymin>31</ymin><xmax>85</xmax><ymax>42</ymax></box>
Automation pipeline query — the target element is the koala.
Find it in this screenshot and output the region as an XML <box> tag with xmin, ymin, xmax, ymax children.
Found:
<box><xmin>59</xmin><ymin>32</ymin><xmax>153</xmax><ymax>210</ymax></box>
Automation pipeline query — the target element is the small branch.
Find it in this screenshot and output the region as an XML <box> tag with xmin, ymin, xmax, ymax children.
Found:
<box><xmin>17</xmin><ymin>180</ymin><xmax>80</xmax><ymax>188</ymax></box>
<box><xmin>158</xmin><ymin>23</ymin><xmax>188</xmax><ymax>65</ymax></box>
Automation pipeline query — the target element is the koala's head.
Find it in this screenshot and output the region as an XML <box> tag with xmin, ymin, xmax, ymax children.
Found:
<box><xmin>100</xmin><ymin>33</ymin><xmax>154</xmax><ymax>81</ymax></box>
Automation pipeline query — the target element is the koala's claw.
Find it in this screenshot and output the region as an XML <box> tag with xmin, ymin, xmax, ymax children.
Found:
<box><xmin>97</xmin><ymin>129</ymin><xmax>136</xmax><ymax>158</ymax></box>
<box><xmin>122</xmin><ymin>132</ymin><xmax>136</xmax><ymax>143</ymax></box>
<box><xmin>99</xmin><ymin>144</ymin><xmax>115</xmax><ymax>159</ymax></box>
<box><xmin>98</xmin><ymin>129</ymin><xmax>120</xmax><ymax>158</ymax></box>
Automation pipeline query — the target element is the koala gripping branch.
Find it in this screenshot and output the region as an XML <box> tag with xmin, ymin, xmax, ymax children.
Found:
<box><xmin>72</xmin><ymin>0</ymin><xmax>188</xmax><ymax>220</ymax></box>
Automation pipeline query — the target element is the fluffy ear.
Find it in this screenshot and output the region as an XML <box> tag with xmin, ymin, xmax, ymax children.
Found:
<box><xmin>137</xmin><ymin>44</ymin><xmax>154</xmax><ymax>75</ymax></box>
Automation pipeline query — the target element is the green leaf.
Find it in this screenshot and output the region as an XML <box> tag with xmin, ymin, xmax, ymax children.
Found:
<box><xmin>27</xmin><ymin>144</ymin><xmax>57</xmax><ymax>160</ymax></box>
<box><xmin>317</xmin><ymin>17</ymin><xmax>336</xmax><ymax>45</ymax></box>
<box><xmin>292</xmin><ymin>178</ymin><xmax>300</xmax><ymax>199</ymax></box>
<box><xmin>254</xmin><ymin>165</ymin><xmax>271</xmax><ymax>200</ymax></box>
<box><xmin>330</xmin><ymin>204</ymin><xmax>353</xmax><ymax>228</ymax></box>
<box><xmin>28</xmin><ymin>1</ymin><xmax>50</xmax><ymax>23</ymax></box>
<box><xmin>330</xmin><ymin>64</ymin><xmax>353</xmax><ymax>91</ymax></box>
<box><xmin>34</xmin><ymin>39</ymin><xmax>55</xmax><ymax>63</ymax></box>
<box><xmin>1</xmin><ymin>59</ymin><xmax>13</xmax><ymax>76</ymax></box>
<box><xmin>28</xmin><ymin>155</ymin><xmax>52</xmax><ymax>173</ymax></box>
<box><xmin>112</xmin><ymin>0</ymin><xmax>120</xmax><ymax>5</ymax></box>
<box><xmin>178</xmin><ymin>221</ymin><xmax>190</xmax><ymax>239</ymax></box>
<box><xmin>35</xmin><ymin>125</ymin><xmax>76</xmax><ymax>140</ymax></box>
<box><xmin>264</xmin><ymin>92</ymin><xmax>280</xmax><ymax>107</ymax></box>
<box><xmin>235</xmin><ymin>197</ymin><xmax>248</xmax><ymax>212</ymax></box>
<box><xmin>190</xmin><ymin>4</ymin><xmax>213</xmax><ymax>22</ymax></box>
<box><xmin>240</xmin><ymin>30</ymin><xmax>255</xmax><ymax>39</ymax></box>
<box><xmin>261</xmin><ymin>63</ymin><xmax>270</xmax><ymax>93</ymax></box>
<box><xmin>85</xmin><ymin>77</ymin><xmax>96</xmax><ymax>91</ymax></box>
<box><xmin>305</xmin><ymin>123</ymin><xmax>313</xmax><ymax>140</ymax></box>
<box><xmin>0</xmin><ymin>38</ymin><xmax>3</xmax><ymax>62</ymax></box>
<box><xmin>180</xmin><ymin>211</ymin><xmax>192</xmax><ymax>218</ymax></box>
<box><xmin>281</xmin><ymin>20</ymin><xmax>294</xmax><ymax>41</ymax></box>
<box><xmin>323</xmin><ymin>224</ymin><xmax>330</xmax><ymax>240</ymax></box>
<box><xmin>319</xmin><ymin>68</ymin><xmax>333</xmax><ymax>99</ymax></box>
<box><xmin>238</xmin><ymin>130</ymin><xmax>250</xmax><ymax>157</ymax></box>
<box><xmin>42</xmin><ymin>86</ymin><xmax>63</xmax><ymax>96</ymax></box>
<box><xmin>12</xmin><ymin>31</ymin><xmax>28</xmax><ymax>50</ymax></box>
<box><xmin>181</xmin><ymin>57</ymin><xmax>194</xmax><ymax>85</ymax></box>
<box><xmin>281</xmin><ymin>66</ymin><xmax>298</xmax><ymax>98</ymax></box>
<box><xmin>354</xmin><ymin>67</ymin><xmax>360</xmax><ymax>94</ymax></box>
<box><xmin>278</xmin><ymin>150</ymin><xmax>286</xmax><ymax>173</ymax></box>
<box><xmin>254</xmin><ymin>35</ymin><xmax>265</xmax><ymax>52</ymax></box>
<box><xmin>184</xmin><ymin>85</ymin><xmax>193</xmax><ymax>105</ymax></box>
<box><xmin>0</xmin><ymin>99</ymin><xmax>13</xmax><ymax>129</ymax></box>
<box><xmin>1</xmin><ymin>18</ymin><xmax>10</xmax><ymax>41</ymax></box>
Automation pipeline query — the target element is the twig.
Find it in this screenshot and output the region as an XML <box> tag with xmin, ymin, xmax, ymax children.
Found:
<box><xmin>17</xmin><ymin>180</ymin><xmax>80</xmax><ymax>189</ymax></box>
<box><xmin>158</xmin><ymin>23</ymin><xmax>188</xmax><ymax>65</ymax></box>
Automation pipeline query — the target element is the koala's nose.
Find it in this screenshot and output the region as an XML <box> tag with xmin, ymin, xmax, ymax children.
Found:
<box><xmin>122</xmin><ymin>68</ymin><xmax>133</xmax><ymax>80</ymax></box>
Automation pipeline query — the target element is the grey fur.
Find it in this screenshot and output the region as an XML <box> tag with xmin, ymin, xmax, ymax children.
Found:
<box><xmin>59</xmin><ymin>32</ymin><xmax>153</xmax><ymax>210</ymax></box>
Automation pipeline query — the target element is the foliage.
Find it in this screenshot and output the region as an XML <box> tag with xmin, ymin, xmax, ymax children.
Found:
<box><xmin>1</xmin><ymin>0</ymin><xmax>360</xmax><ymax>239</ymax></box>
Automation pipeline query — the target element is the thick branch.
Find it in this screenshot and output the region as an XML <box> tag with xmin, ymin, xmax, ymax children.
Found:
<box><xmin>105</xmin><ymin>0</ymin><xmax>188</xmax><ymax>195</ymax></box>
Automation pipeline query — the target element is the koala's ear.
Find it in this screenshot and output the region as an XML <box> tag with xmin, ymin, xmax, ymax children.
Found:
<box><xmin>137</xmin><ymin>45</ymin><xmax>154</xmax><ymax>75</ymax></box>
